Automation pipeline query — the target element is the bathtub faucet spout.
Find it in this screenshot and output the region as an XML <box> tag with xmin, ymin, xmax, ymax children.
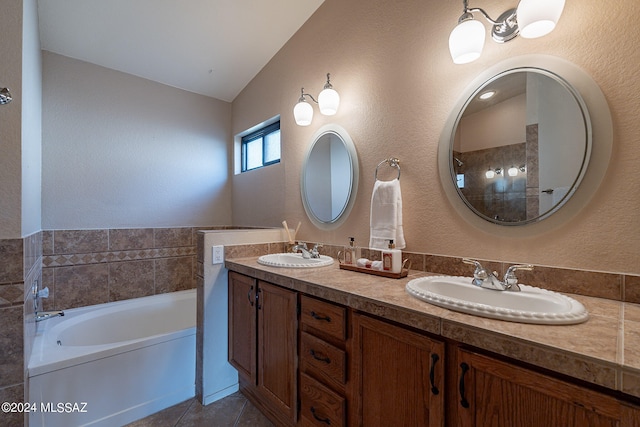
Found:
<box><xmin>35</xmin><ymin>310</ymin><xmax>64</xmax><ymax>322</ymax></box>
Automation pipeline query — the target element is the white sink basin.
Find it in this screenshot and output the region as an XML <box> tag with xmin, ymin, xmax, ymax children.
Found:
<box><xmin>406</xmin><ymin>276</ymin><xmax>588</xmax><ymax>325</ymax></box>
<box><xmin>257</xmin><ymin>253</ymin><xmax>334</xmax><ymax>268</ymax></box>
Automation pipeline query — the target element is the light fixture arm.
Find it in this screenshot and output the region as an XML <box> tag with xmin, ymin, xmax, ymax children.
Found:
<box><xmin>458</xmin><ymin>0</ymin><xmax>519</xmax><ymax>43</ymax></box>
<box><xmin>460</xmin><ymin>0</ymin><xmax>508</xmax><ymax>26</ymax></box>
<box><xmin>298</xmin><ymin>74</ymin><xmax>334</xmax><ymax>104</ymax></box>
<box><xmin>294</xmin><ymin>72</ymin><xmax>340</xmax><ymax>126</ymax></box>
<box><xmin>465</xmin><ymin>7</ymin><xmax>506</xmax><ymax>26</ymax></box>
<box><xmin>298</xmin><ymin>88</ymin><xmax>318</xmax><ymax>104</ymax></box>
<box><xmin>450</xmin><ymin>0</ymin><xmax>565</xmax><ymax>64</ymax></box>
<box><xmin>323</xmin><ymin>73</ymin><xmax>334</xmax><ymax>90</ymax></box>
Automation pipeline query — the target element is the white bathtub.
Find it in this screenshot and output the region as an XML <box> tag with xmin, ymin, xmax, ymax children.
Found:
<box><xmin>28</xmin><ymin>289</ymin><xmax>196</xmax><ymax>427</ymax></box>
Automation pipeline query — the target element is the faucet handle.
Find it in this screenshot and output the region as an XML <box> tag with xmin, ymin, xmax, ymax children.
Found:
<box><xmin>37</xmin><ymin>287</ymin><xmax>50</xmax><ymax>299</ymax></box>
<box><xmin>462</xmin><ymin>258</ymin><xmax>487</xmax><ymax>275</ymax></box>
<box><xmin>462</xmin><ymin>258</ymin><xmax>489</xmax><ymax>286</ymax></box>
<box><xmin>462</xmin><ymin>258</ymin><xmax>483</xmax><ymax>269</ymax></box>
<box><xmin>503</xmin><ymin>264</ymin><xmax>534</xmax><ymax>290</ymax></box>
<box><xmin>505</xmin><ymin>264</ymin><xmax>534</xmax><ymax>276</ymax></box>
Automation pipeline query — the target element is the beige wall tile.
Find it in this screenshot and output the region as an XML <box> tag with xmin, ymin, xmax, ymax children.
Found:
<box><xmin>154</xmin><ymin>227</ymin><xmax>193</xmax><ymax>248</ymax></box>
<box><xmin>625</xmin><ymin>275</ymin><xmax>640</xmax><ymax>304</ymax></box>
<box><xmin>0</xmin><ymin>306</ymin><xmax>23</xmax><ymax>387</ymax></box>
<box><xmin>0</xmin><ymin>239</ymin><xmax>23</xmax><ymax>284</ymax></box>
<box><xmin>155</xmin><ymin>257</ymin><xmax>194</xmax><ymax>294</ymax></box>
<box><xmin>0</xmin><ymin>383</ymin><xmax>24</xmax><ymax>426</ymax></box>
<box><xmin>109</xmin><ymin>260</ymin><xmax>155</xmax><ymax>301</ymax></box>
<box><xmin>54</xmin><ymin>264</ymin><xmax>109</xmax><ymax>309</ymax></box>
<box><xmin>109</xmin><ymin>228</ymin><xmax>154</xmax><ymax>251</ymax></box>
<box><xmin>54</xmin><ymin>229</ymin><xmax>108</xmax><ymax>254</ymax></box>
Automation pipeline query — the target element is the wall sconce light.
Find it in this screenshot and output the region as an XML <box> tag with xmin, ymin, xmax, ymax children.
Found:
<box><xmin>449</xmin><ymin>0</ymin><xmax>565</xmax><ymax>64</ymax></box>
<box><xmin>508</xmin><ymin>165</ymin><xmax>527</xmax><ymax>176</ymax></box>
<box><xmin>485</xmin><ymin>167</ymin><xmax>503</xmax><ymax>179</ymax></box>
<box><xmin>293</xmin><ymin>73</ymin><xmax>340</xmax><ymax>126</ymax></box>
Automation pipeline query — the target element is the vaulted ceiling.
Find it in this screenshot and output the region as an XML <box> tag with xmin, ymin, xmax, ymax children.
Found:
<box><xmin>38</xmin><ymin>0</ymin><xmax>325</xmax><ymax>102</ymax></box>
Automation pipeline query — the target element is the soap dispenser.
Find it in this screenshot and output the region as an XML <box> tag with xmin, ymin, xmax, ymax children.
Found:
<box><xmin>382</xmin><ymin>240</ymin><xmax>402</xmax><ymax>273</ymax></box>
<box><xmin>344</xmin><ymin>237</ymin><xmax>360</xmax><ymax>265</ymax></box>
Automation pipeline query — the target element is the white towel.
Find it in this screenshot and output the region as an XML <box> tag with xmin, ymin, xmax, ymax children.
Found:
<box><xmin>369</xmin><ymin>178</ymin><xmax>406</xmax><ymax>250</ymax></box>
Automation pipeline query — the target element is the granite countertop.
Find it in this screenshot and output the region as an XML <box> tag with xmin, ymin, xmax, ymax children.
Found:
<box><xmin>225</xmin><ymin>257</ymin><xmax>640</xmax><ymax>400</ymax></box>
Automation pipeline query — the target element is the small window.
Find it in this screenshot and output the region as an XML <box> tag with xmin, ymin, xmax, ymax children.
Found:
<box><xmin>241</xmin><ymin>121</ymin><xmax>281</xmax><ymax>172</ymax></box>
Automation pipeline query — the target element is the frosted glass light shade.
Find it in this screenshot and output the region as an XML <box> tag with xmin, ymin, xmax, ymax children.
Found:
<box><xmin>485</xmin><ymin>169</ymin><xmax>495</xmax><ymax>179</ymax></box>
<box><xmin>294</xmin><ymin>101</ymin><xmax>314</xmax><ymax>126</ymax></box>
<box><xmin>318</xmin><ymin>88</ymin><xmax>340</xmax><ymax>115</ymax></box>
<box><xmin>449</xmin><ymin>19</ymin><xmax>486</xmax><ymax>64</ymax></box>
<box><xmin>508</xmin><ymin>166</ymin><xmax>519</xmax><ymax>176</ymax></box>
<box><xmin>517</xmin><ymin>0</ymin><xmax>565</xmax><ymax>39</ymax></box>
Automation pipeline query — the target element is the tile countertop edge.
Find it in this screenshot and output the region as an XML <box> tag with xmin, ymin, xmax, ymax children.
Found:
<box><xmin>224</xmin><ymin>257</ymin><xmax>637</xmax><ymax>399</ymax></box>
<box><xmin>441</xmin><ymin>319</ymin><xmax>620</xmax><ymax>391</ymax></box>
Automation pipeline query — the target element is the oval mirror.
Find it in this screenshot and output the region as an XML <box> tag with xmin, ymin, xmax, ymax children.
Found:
<box><xmin>301</xmin><ymin>124</ymin><xmax>359</xmax><ymax>229</ymax></box>
<box><xmin>450</xmin><ymin>67</ymin><xmax>591</xmax><ymax>225</ymax></box>
<box><xmin>439</xmin><ymin>55</ymin><xmax>612</xmax><ymax>230</ymax></box>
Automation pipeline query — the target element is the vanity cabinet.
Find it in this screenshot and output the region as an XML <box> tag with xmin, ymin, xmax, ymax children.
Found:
<box><xmin>228</xmin><ymin>272</ymin><xmax>298</xmax><ymax>426</ymax></box>
<box><xmin>350</xmin><ymin>313</ymin><xmax>445</xmax><ymax>427</ymax></box>
<box><xmin>299</xmin><ymin>295</ymin><xmax>349</xmax><ymax>426</ymax></box>
<box><xmin>228</xmin><ymin>269</ymin><xmax>640</xmax><ymax>427</ymax></box>
<box><xmin>453</xmin><ymin>348</ymin><xmax>640</xmax><ymax>427</ymax></box>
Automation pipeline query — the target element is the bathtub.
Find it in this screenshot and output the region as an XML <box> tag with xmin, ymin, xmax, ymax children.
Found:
<box><xmin>28</xmin><ymin>289</ymin><xmax>196</xmax><ymax>427</ymax></box>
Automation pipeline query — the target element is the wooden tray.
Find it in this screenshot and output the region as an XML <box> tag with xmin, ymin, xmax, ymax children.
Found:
<box><xmin>339</xmin><ymin>261</ymin><xmax>409</xmax><ymax>279</ymax></box>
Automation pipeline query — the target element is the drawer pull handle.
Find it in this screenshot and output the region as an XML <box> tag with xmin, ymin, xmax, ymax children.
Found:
<box><xmin>311</xmin><ymin>406</ymin><xmax>331</xmax><ymax>425</ymax></box>
<box><xmin>310</xmin><ymin>349</ymin><xmax>331</xmax><ymax>364</ymax></box>
<box><xmin>310</xmin><ymin>311</ymin><xmax>331</xmax><ymax>322</ymax></box>
<box><xmin>429</xmin><ymin>353</ymin><xmax>440</xmax><ymax>395</ymax></box>
<box><xmin>459</xmin><ymin>362</ymin><xmax>470</xmax><ymax>408</ymax></box>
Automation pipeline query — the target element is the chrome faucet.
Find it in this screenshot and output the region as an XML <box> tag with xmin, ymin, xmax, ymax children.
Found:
<box><xmin>292</xmin><ymin>242</ymin><xmax>323</xmax><ymax>259</ymax></box>
<box><xmin>35</xmin><ymin>310</ymin><xmax>64</xmax><ymax>322</ymax></box>
<box><xmin>32</xmin><ymin>282</ymin><xmax>64</xmax><ymax>321</ymax></box>
<box><xmin>462</xmin><ymin>258</ymin><xmax>533</xmax><ymax>292</ymax></box>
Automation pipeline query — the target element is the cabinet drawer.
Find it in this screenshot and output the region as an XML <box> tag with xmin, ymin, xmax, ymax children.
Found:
<box><xmin>300</xmin><ymin>295</ymin><xmax>346</xmax><ymax>341</ymax></box>
<box><xmin>301</xmin><ymin>332</ymin><xmax>347</xmax><ymax>384</ymax></box>
<box><xmin>300</xmin><ymin>372</ymin><xmax>346</xmax><ymax>427</ymax></box>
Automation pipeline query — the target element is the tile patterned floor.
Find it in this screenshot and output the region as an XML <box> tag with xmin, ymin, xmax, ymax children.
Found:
<box><xmin>125</xmin><ymin>392</ymin><xmax>274</xmax><ymax>427</ymax></box>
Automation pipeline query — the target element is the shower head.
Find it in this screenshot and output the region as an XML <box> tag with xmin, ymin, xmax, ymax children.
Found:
<box><xmin>454</xmin><ymin>157</ymin><xmax>464</xmax><ymax>167</ymax></box>
<box><xmin>0</xmin><ymin>88</ymin><xmax>13</xmax><ymax>105</ymax></box>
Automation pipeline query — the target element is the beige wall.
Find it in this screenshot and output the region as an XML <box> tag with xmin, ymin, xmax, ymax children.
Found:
<box><xmin>42</xmin><ymin>52</ymin><xmax>233</xmax><ymax>229</ymax></box>
<box><xmin>0</xmin><ymin>0</ymin><xmax>24</xmax><ymax>239</ymax></box>
<box><xmin>231</xmin><ymin>0</ymin><xmax>640</xmax><ymax>275</ymax></box>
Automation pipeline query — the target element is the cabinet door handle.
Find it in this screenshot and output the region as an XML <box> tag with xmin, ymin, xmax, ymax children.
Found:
<box><xmin>429</xmin><ymin>353</ymin><xmax>440</xmax><ymax>395</ymax></box>
<box><xmin>459</xmin><ymin>362</ymin><xmax>470</xmax><ymax>408</ymax></box>
<box><xmin>247</xmin><ymin>285</ymin><xmax>254</xmax><ymax>306</ymax></box>
<box><xmin>310</xmin><ymin>349</ymin><xmax>331</xmax><ymax>364</ymax></box>
<box><xmin>310</xmin><ymin>406</ymin><xmax>331</xmax><ymax>425</ymax></box>
<box><xmin>310</xmin><ymin>311</ymin><xmax>331</xmax><ymax>322</ymax></box>
<box><xmin>256</xmin><ymin>288</ymin><xmax>262</xmax><ymax>310</ymax></box>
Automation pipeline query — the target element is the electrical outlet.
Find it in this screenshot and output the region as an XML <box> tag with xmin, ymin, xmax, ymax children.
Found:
<box><xmin>212</xmin><ymin>245</ymin><xmax>224</xmax><ymax>264</ymax></box>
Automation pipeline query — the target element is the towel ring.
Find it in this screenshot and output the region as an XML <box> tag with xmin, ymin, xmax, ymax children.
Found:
<box><xmin>375</xmin><ymin>158</ymin><xmax>401</xmax><ymax>180</ymax></box>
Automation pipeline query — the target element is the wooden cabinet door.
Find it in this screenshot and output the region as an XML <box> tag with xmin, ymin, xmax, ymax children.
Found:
<box><xmin>351</xmin><ymin>313</ymin><xmax>445</xmax><ymax>427</ymax></box>
<box><xmin>455</xmin><ymin>349</ymin><xmax>625</xmax><ymax>427</ymax></box>
<box><xmin>228</xmin><ymin>271</ymin><xmax>257</xmax><ymax>383</ymax></box>
<box><xmin>257</xmin><ymin>280</ymin><xmax>298</xmax><ymax>423</ymax></box>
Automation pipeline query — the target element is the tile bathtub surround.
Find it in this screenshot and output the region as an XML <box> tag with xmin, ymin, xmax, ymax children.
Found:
<box><xmin>0</xmin><ymin>231</ymin><xmax>42</xmax><ymax>427</ymax></box>
<box><xmin>41</xmin><ymin>227</ymin><xmax>232</xmax><ymax>310</ymax></box>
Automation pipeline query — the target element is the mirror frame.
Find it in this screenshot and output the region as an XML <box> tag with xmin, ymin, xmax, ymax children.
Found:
<box><xmin>438</xmin><ymin>55</ymin><xmax>613</xmax><ymax>234</ymax></box>
<box><xmin>451</xmin><ymin>67</ymin><xmax>592</xmax><ymax>225</ymax></box>
<box><xmin>301</xmin><ymin>124</ymin><xmax>359</xmax><ymax>230</ymax></box>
